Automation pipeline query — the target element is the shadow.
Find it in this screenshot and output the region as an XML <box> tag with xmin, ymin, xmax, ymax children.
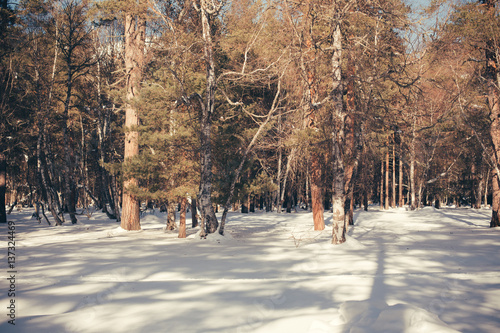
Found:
<box><xmin>433</xmin><ymin>207</ymin><xmax>490</xmax><ymax>228</ymax></box>
<box><xmin>369</xmin><ymin>242</ymin><xmax>387</xmax><ymax>304</ymax></box>
<box><xmin>1</xmin><ymin>206</ymin><xmax>500</xmax><ymax>333</ymax></box>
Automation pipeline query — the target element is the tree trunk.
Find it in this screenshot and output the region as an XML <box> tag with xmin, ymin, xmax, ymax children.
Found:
<box><xmin>475</xmin><ymin>173</ymin><xmax>483</xmax><ymax>209</ymax></box>
<box><xmin>410</xmin><ymin>135</ymin><xmax>416</xmax><ymax>210</ymax></box>
<box><xmin>399</xmin><ymin>147</ymin><xmax>403</xmax><ymax>207</ymax></box>
<box><xmin>344</xmin><ymin>54</ymin><xmax>357</xmax><ymax>226</ymax></box>
<box><xmin>111</xmin><ymin>174</ymin><xmax>121</xmax><ymax>223</ymax></box>
<box><xmin>301</xmin><ymin>21</ymin><xmax>326</xmax><ymax>230</ymax></box>
<box><xmin>241</xmin><ymin>199</ymin><xmax>248</xmax><ymax>213</ymax></box>
<box><xmin>276</xmin><ymin>108</ymin><xmax>283</xmax><ymax>213</ymax></box>
<box><xmin>484</xmin><ymin>0</ymin><xmax>500</xmax><ymax>226</ymax></box>
<box><xmin>491</xmin><ymin>170</ymin><xmax>500</xmax><ymax>227</ymax></box>
<box><xmin>280</xmin><ymin>148</ymin><xmax>295</xmax><ymax>213</ymax></box>
<box><xmin>62</xmin><ymin>61</ymin><xmax>77</xmax><ymax>224</ymax></box>
<box><xmin>305</xmin><ymin>168</ymin><xmax>309</xmax><ymax>211</ymax></box>
<box><xmin>166</xmin><ymin>200</ymin><xmax>177</xmax><ymax>230</ymax></box>
<box><xmin>121</xmin><ymin>13</ymin><xmax>145</xmax><ymax>231</ymax></box>
<box><xmin>392</xmin><ymin>144</ymin><xmax>396</xmax><ymax>208</ymax></box>
<box><xmin>286</xmin><ymin>189</ymin><xmax>292</xmax><ymax>213</ymax></box>
<box><xmin>191</xmin><ymin>197</ymin><xmax>198</xmax><ymax>228</ymax></box>
<box><xmin>348</xmin><ymin>189</ymin><xmax>354</xmax><ymax>226</ymax></box>
<box><xmin>198</xmin><ymin>6</ymin><xmax>219</xmax><ymax>235</ymax></box>
<box><xmin>179</xmin><ymin>197</ymin><xmax>187</xmax><ymax>238</ymax></box>
<box><xmin>331</xmin><ymin>24</ymin><xmax>346</xmax><ymax>245</ymax></box>
<box><xmin>385</xmin><ymin>148</ymin><xmax>389</xmax><ymax>210</ymax></box>
<box><xmin>310</xmin><ymin>152</ymin><xmax>325</xmax><ymax>230</ymax></box>
<box><xmin>380</xmin><ymin>161</ymin><xmax>384</xmax><ymax>209</ymax></box>
<box><xmin>484</xmin><ymin>170</ymin><xmax>489</xmax><ymax>207</ymax></box>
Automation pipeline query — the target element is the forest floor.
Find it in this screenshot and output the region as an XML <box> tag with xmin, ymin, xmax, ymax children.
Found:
<box><xmin>1</xmin><ymin>205</ymin><xmax>499</xmax><ymax>333</ymax></box>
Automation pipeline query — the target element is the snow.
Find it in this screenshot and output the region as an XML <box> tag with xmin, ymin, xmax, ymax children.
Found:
<box><xmin>1</xmin><ymin>206</ymin><xmax>499</xmax><ymax>332</ymax></box>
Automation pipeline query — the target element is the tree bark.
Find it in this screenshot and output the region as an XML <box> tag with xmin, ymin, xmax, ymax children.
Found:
<box><xmin>399</xmin><ymin>145</ymin><xmax>403</xmax><ymax>207</ymax></box>
<box><xmin>344</xmin><ymin>49</ymin><xmax>357</xmax><ymax>226</ymax></box>
<box><xmin>384</xmin><ymin>147</ymin><xmax>389</xmax><ymax>210</ymax></box>
<box><xmin>410</xmin><ymin>131</ymin><xmax>416</xmax><ymax>210</ymax></box>
<box><xmin>198</xmin><ymin>5</ymin><xmax>219</xmax><ymax>235</ymax></box>
<box><xmin>310</xmin><ymin>152</ymin><xmax>325</xmax><ymax>230</ymax></box>
<box><xmin>331</xmin><ymin>24</ymin><xmax>346</xmax><ymax>245</ymax></box>
<box><xmin>120</xmin><ymin>13</ymin><xmax>145</xmax><ymax>231</ymax></box>
<box><xmin>392</xmin><ymin>143</ymin><xmax>396</xmax><ymax>208</ymax></box>
<box><xmin>191</xmin><ymin>197</ymin><xmax>198</xmax><ymax>228</ymax></box>
<box><xmin>276</xmin><ymin>108</ymin><xmax>283</xmax><ymax>212</ymax></box>
<box><xmin>475</xmin><ymin>169</ymin><xmax>483</xmax><ymax>209</ymax></box>
<box><xmin>62</xmin><ymin>56</ymin><xmax>78</xmax><ymax>224</ymax></box>
<box><xmin>111</xmin><ymin>174</ymin><xmax>121</xmax><ymax>222</ymax></box>
<box><xmin>302</xmin><ymin>21</ymin><xmax>325</xmax><ymax>230</ymax></box>
<box><xmin>280</xmin><ymin>148</ymin><xmax>295</xmax><ymax>213</ymax></box>
<box><xmin>491</xmin><ymin>170</ymin><xmax>500</xmax><ymax>227</ymax></box>
<box><xmin>179</xmin><ymin>197</ymin><xmax>187</xmax><ymax>238</ymax></box>
<box><xmin>166</xmin><ymin>200</ymin><xmax>177</xmax><ymax>230</ymax></box>
<box><xmin>484</xmin><ymin>170</ymin><xmax>489</xmax><ymax>207</ymax></box>
<box><xmin>380</xmin><ymin>161</ymin><xmax>383</xmax><ymax>209</ymax></box>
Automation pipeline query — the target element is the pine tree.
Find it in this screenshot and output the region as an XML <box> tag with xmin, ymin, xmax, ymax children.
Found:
<box><xmin>121</xmin><ymin>7</ymin><xmax>146</xmax><ymax>231</ymax></box>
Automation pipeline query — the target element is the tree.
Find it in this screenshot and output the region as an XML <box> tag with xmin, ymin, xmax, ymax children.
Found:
<box><xmin>17</xmin><ymin>0</ymin><xmax>67</xmax><ymax>225</ymax></box>
<box><xmin>482</xmin><ymin>0</ymin><xmax>500</xmax><ymax>227</ymax></box>
<box><xmin>121</xmin><ymin>3</ymin><xmax>146</xmax><ymax>231</ymax></box>
<box><xmin>0</xmin><ymin>0</ymin><xmax>15</xmax><ymax>224</ymax></box>
<box><xmin>57</xmin><ymin>0</ymin><xmax>95</xmax><ymax>224</ymax></box>
<box><xmin>90</xmin><ymin>20</ymin><xmax>123</xmax><ymax>221</ymax></box>
<box><xmin>193</xmin><ymin>0</ymin><xmax>223</xmax><ymax>235</ymax></box>
<box><xmin>330</xmin><ymin>21</ymin><xmax>346</xmax><ymax>244</ymax></box>
<box><xmin>434</xmin><ymin>0</ymin><xmax>499</xmax><ymax>223</ymax></box>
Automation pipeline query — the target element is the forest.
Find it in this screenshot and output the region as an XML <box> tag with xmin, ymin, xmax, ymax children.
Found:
<box><xmin>0</xmin><ymin>0</ymin><xmax>499</xmax><ymax>243</ymax></box>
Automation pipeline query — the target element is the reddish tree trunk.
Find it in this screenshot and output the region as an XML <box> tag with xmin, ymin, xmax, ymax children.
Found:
<box><xmin>491</xmin><ymin>171</ymin><xmax>500</xmax><ymax>227</ymax></box>
<box><xmin>121</xmin><ymin>13</ymin><xmax>145</xmax><ymax>231</ymax></box>
<box><xmin>310</xmin><ymin>153</ymin><xmax>325</xmax><ymax>230</ymax></box>
<box><xmin>344</xmin><ymin>45</ymin><xmax>357</xmax><ymax>226</ymax></box>
<box><xmin>179</xmin><ymin>197</ymin><xmax>187</xmax><ymax>238</ymax></box>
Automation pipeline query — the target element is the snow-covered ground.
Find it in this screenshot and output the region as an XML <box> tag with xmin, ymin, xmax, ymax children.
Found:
<box><xmin>1</xmin><ymin>206</ymin><xmax>499</xmax><ymax>333</ymax></box>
